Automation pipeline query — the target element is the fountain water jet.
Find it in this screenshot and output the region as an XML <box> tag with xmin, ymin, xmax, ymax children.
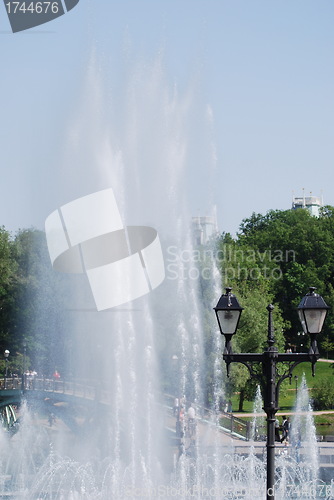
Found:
<box><xmin>0</xmin><ymin>50</ymin><xmax>217</xmax><ymax>499</ymax></box>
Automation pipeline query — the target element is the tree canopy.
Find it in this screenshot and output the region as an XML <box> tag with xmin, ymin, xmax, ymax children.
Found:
<box><xmin>219</xmin><ymin>206</ymin><xmax>334</xmax><ymax>354</ymax></box>
<box><xmin>0</xmin><ymin>228</ymin><xmax>67</xmax><ymax>377</ymax></box>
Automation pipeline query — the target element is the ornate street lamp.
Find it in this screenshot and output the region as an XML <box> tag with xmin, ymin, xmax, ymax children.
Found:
<box><xmin>171</xmin><ymin>354</ymin><xmax>180</xmax><ymax>433</ymax></box>
<box><xmin>171</xmin><ymin>354</ymin><xmax>179</xmax><ymax>395</ymax></box>
<box><xmin>294</xmin><ymin>374</ymin><xmax>298</xmax><ymax>397</ymax></box>
<box><xmin>23</xmin><ymin>339</ymin><xmax>27</xmax><ymax>372</ymax></box>
<box><xmin>214</xmin><ymin>287</ymin><xmax>329</xmax><ymax>500</ymax></box>
<box><xmin>4</xmin><ymin>350</ymin><xmax>9</xmax><ymax>389</ymax></box>
<box><xmin>214</xmin><ymin>287</ymin><xmax>243</xmax><ymax>357</ymax></box>
<box><xmin>297</xmin><ymin>286</ymin><xmax>329</xmax><ymax>334</ymax></box>
<box><xmin>22</xmin><ymin>339</ymin><xmax>27</xmax><ymax>390</ymax></box>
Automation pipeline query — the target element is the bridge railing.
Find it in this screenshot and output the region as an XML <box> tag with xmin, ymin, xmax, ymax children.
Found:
<box><xmin>0</xmin><ymin>377</ymin><xmax>22</xmax><ymax>390</ymax></box>
<box><xmin>0</xmin><ymin>376</ymin><xmax>107</xmax><ymax>402</ymax></box>
<box><xmin>164</xmin><ymin>393</ymin><xmax>250</xmax><ymax>440</ymax></box>
<box><xmin>218</xmin><ymin>411</ymin><xmax>251</xmax><ymax>440</ymax></box>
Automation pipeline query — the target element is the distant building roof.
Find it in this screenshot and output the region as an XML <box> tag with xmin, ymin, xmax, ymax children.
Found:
<box><xmin>292</xmin><ymin>193</ymin><xmax>323</xmax><ymax>217</ymax></box>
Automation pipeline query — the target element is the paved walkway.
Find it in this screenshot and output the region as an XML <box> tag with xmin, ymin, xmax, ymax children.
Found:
<box><xmin>166</xmin><ymin>410</ymin><xmax>334</xmax><ymax>461</ymax></box>
<box><xmin>236</xmin><ymin>410</ymin><xmax>334</xmax><ymax>417</ymax></box>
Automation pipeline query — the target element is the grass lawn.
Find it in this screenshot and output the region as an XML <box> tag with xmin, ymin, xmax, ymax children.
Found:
<box><xmin>291</xmin><ymin>360</ymin><xmax>333</xmax><ymax>389</ymax></box>
<box><xmin>231</xmin><ymin>361</ymin><xmax>334</xmax><ymax>415</ymax></box>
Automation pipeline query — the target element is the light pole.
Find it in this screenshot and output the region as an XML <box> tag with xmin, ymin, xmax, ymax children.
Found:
<box><xmin>171</xmin><ymin>354</ymin><xmax>181</xmax><ymax>436</ymax></box>
<box><xmin>294</xmin><ymin>374</ymin><xmax>298</xmax><ymax>398</ymax></box>
<box><xmin>171</xmin><ymin>354</ymin><xmax>179</xmax><ymax>396</ymax></box>
<box><xmin>214</xmin><ymin>286</ymin><xmax>329</xmax><ymax>500</ymax></box>
<box><xmin>22</xmin><ymin>339</ymin><xmax>27</xmax><ymax>389</ymax></box>
<box><xmin>4</xmin><ymin>350</ymin><xmax>10</xmax><ymax>389</ymax></box>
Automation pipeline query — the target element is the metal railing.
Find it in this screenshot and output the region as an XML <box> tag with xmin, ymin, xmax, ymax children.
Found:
<box><xmin>165</xmin><ymin>394</ymin><xmax>250</xmax><ymax>440</ymax></box>
<box><xmin>218</xmin><ymin>411</ymin><xmax>251</xmax><ymax>440</ymax></box>
<box><xmin>0</xmin><ymin>384</ymin><xmax>251</xmax><ymax>440</ymax></box>
<box><xmin>0</xmin><ymin>376</ymin><xmax>110</xmax><ymax>403</ymax></box>
<box><xmin>0</xmin><ymin>377</ymin><xmax>22</xmax><ymax>390</ymax></box>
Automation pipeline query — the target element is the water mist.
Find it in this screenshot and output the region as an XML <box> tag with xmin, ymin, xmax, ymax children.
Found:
<box><xmin>0</xmin><ymin>47</ymin><xmax>326</xmax><ymax>500</ymax></box>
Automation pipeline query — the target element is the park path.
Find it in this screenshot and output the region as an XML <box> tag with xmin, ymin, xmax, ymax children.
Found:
<box><xmin>238</xmin><ymin>409</ymin><xmax>334</xmax><ymax>417</ymax></box>
<box><xmin>165</xmin><ymin>407</ymin><xmax>334</xmax><ymax>472</ymax></box>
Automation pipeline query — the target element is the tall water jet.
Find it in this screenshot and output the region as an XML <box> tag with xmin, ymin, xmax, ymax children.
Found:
<box><xmin>239</xmin><ymin>385</ymin><xmax>266</xmax><ymax>497</ymax></box>
<box><xmin>290</xmin><ymin>374</ymin><xmax>319</xmax><ymax>482</ymax></box>
<box><xmin>249</xmin><ymin>385</ymin><xmax>265</xmax><ymax>442</ymax></box>
<box><xmin>205</xmin><ymin>258</ymin><xmax>225</xmax><ymax>494</ymax></box>
<box><xmin>0</xmin><ymin>46</ymin><xmax>221</xmax><ymax>498</ymax></box>
<box><xmin>272</xmin><ymin>374</ymin><xmax>324</xmax><ymax>500</ymax></box>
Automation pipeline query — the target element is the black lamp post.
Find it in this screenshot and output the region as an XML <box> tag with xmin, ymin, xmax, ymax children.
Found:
<box><xmin>22</xmin><ymin>339</ymin><xmax>27</xmax><ymax>390</ymax></box>
<box><xmin>171</xmin><ymin>354</ymin><xmax>181</xmax><ymax>436</ymax></box>
<box><xmin>171</xmin><ymin>354</ymin><xmax>179</xmax><ymax>397</ymax></box>
<box><xmin>214</xmin><ymin>286</ymin><xmax>329</xmax><ymax>500</ymax></box>
<box><xmin>294</xmin><ymin>375</ymin><xmax>298</xmax><ymax>397</ymax></box>
<box><xmin>23</xmin><ymin>339</ymin><xmax>27</xmax><ymax>372</ymax></box>
<box><xmin>4</xmin><ymin>350</ymin><xmax>9</xmax><ymax>389</ymax></box>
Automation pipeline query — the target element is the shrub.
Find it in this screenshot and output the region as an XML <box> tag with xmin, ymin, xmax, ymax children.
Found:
<box><xmin>312</xmin><ymin>378</ymin><xmax>334</xmax><ymax>410</ymax></box>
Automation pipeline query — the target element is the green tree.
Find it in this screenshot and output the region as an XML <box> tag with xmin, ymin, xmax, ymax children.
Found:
<box><xmin>312</xmin><ymin>378</ymin><xmax>334</xmax><ymax>410</ymax></box>
<box><xmin>320</xmin><ymin>337</ymin><xmax>334</xmax><ymax>359</ymax></box>
<box><xmin>236</xmin><ymin>207</ymin><xmax>334</xmax><ymax>349</ymax></box>
<box><xmin>10</xmin><ymin>229</ymin><xmax>69</xmax><ymax>376</ymax></box>
<box><xmin>0</xmin><ymin>227</ymin><xmax>19</xmax><ymax>361</ymax></box>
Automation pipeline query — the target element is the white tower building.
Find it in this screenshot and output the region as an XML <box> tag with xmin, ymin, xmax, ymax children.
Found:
<box><xmin>292</xmin><ymin>190</ymin><xmax>323</xmax><ymax>217</ymax></box>
<box><xmin>192</xmin><ymin>216</ymin><xmax>218</xmax><ymax>246</ymax></box>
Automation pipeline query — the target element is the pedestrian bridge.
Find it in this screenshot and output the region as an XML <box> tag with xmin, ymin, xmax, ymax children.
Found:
<box><xmin>0</xmin><ymin>376</ymin><xmax>113</xmax><ymax>434</ymax></box>
<box><xmin>0</xmin><ymin>376</ymin><xmax>106</xmax><ymax>403</ymax></box>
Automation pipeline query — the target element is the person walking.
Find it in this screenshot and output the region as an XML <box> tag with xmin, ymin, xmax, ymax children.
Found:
<box><xmin>187</xmin><ymin>404</ymin><xmax>196</xmax><ymax>420</ymax></box>
<box><xmin>281</xmin><ymin>416</ymin><xmax>290</xmax><ymax>443</ymax></box>
<box><xmin>187</xmin><ymin>404</ymin><xmax>196</xmax><ymax>440</ymax></box>
<box><xmin>173</xmin><ymin>397</ymin><xmax>180</xmax><ymax>417</ymax></box>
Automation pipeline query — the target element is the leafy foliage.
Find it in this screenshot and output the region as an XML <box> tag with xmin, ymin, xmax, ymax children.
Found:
<box><xmin>214</xmin><ymin>206</ymin><xmax>334</xmax><ymax>408</ymax></box>
<box><xmin>0</xmin><ymin>228</ymin><xmax>68</xmax><ymax>377</ymax></box>
<box><xmin>312</xmin><ymin>378</ymin><xmax>334</xmax><ymax>410</ymax></box>
<box><xmin>222</xmin><ymin>206</ymin><xmax>334</xmax><ymax>352</ymax></box>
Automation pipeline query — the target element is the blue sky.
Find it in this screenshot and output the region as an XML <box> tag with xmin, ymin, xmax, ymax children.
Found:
<box><xmin>1</xmin><ymin>0</ymin><xmax>333</xmax><ymax>237</ymax></box>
